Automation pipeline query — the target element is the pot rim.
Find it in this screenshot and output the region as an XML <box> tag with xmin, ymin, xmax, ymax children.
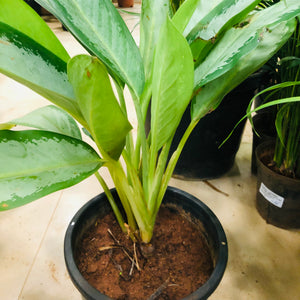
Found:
<box><xmin>64</xmin><ymin>186</ymin><xmax>228</xmax><ymax>300</ymax></box>
<box><xmin>255</xmin><ymin>140</ymin><xmax>300</xmax><ymax>184</ymax></box>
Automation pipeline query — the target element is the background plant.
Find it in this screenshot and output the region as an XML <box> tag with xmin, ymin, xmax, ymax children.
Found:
<box><xmin>0</xmin><ymin>0</ymin><xmax>299</xmax><ymax>243</ymax></box>
<box><xmin>249</xmin><ymin>18</ymin><xmax>299</xmax><ymax>178</ymax></box>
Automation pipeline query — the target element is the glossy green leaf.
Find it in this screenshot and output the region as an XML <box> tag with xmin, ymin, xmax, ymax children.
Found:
<box><xmin>140</xmin><ymin>0</ymin><xmax>170</xmax><ymax>81</ymax></box>
<box><xmin>186</xmin><ymin>0</ymin><xmax>260</xmax><ymax>42</ymax></box>
<box><xmin>0</xmin><ymin>130</ymin><xmax>102</xmax><ymax>211</ymax></box>
<box><xmin>194</xmin><ymin>25</ymin><xmax>260</xmax><ymax>88</ymax></box>
<box><xmin>0</xmin><ymin>0</ymin><xmax>85</xmax><ymax>125</ymax></box>
<box><xmin>0</xmin><ymin>105</ymin><xmax>82</xmax><ymax>140</ymax></box>
<box><xmin>193</xmin><ymin>0</ymin><xmax>300</xmax><ymax>91</ymax></box>
<box><xmin>176</xmin><ymin>0</ymin><xmax>223</xmax><ymax>37</ymax></box>
<box><xmin>0</xmin><ymin>23</ymin><xmax>86</xmax><ymax>127</ymax></box>
<box><xmin>172</xmin><ymin>0</ymin><xmax>201</xmax><ymax>34</ymax></box>
<box><xmin>191</xmin><ymin>19</ymin><xmax>297</xmax><ymax>121</ymax></box>
<box><xmin>35</xmin><ymin>0</ymin><xmax>145</xmax><ymax>97</ymax></box>
<box><xmin>68</xmin><ymin>55</ymin><xmax>132</xmax><ymax>160</ymax></box>
<box><xmin>151</xmin><ymin>17</ymin><xmax>194</xmax><ymax>152</ymax></box>
<box><xmin>0</xmin><ymin>0</ymin><xmax>69</xmax><ymax>61</ymax></box>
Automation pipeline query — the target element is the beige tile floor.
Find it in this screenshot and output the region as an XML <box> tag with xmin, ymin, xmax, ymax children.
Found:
<box><xmin>1</xmin><ymin>4</ymin><xmax>300</xmax><ymax>300</ymax></box>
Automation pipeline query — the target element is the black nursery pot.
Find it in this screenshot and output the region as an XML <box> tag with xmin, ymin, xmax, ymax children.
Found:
<box><xmin>170</xmin><ymin>73</ymin><xmax>263</xmax><ymax>180</ymax></box>
<box><xmin>255</xmin><ymin>141</ymin><xmax>300</xmax><ymax>228</ymax></box>
<box><xmin>64</xmin><ymin>187</ymin><xmax>228</xmax><ymax>300</ymax></box>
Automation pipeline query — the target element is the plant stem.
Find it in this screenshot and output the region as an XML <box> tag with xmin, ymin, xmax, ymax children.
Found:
<box><xmin>94</xmin><ymin>171</ymin><xmax>126</xmax><ymax>233</ymax></box>
<box><xmin>130</xmin><ymin>90</ymin><xmax>150</xmax><ymax>206</ymax></box>
<box><xmin>148</xmin><ymin>141</ymin><xmax>172</xmax><ymax>214</ymax></box>
<box><xmin>154</xmin><ymin>119</ymin><xmax>199</xmax><ymax>216</ymax></box>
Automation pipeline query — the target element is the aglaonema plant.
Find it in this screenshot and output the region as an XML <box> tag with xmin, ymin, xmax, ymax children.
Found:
<box><xmin>0</xmin><ymin>0</ymin><xmax>299</xmax><ymax>243</ymax></box>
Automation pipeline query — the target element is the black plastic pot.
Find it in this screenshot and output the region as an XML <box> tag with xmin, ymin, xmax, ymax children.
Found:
<box><xmin>255</xmin><ymin>141</ymin><xmax>300</xmax><ymax>228</ymax></box>
<box><xmin>64</xmin><ymin>187</ymin><xmax>228</xmax><ymax>300</ymax></box>
<box><xmin>169</xmin><ymin>72</ymin><xmax>263</xmax><ymax>180</ymax></box>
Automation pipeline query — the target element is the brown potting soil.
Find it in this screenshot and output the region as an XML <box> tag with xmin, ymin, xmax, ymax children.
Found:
<box><xmin>260</xmin><ymin>150</ymin><xmax>299</xmax><ymax>179</ymax></box>
<box><xmin>75</xmin><ymin>206</ymin><xmax>214</xmax><ymax>300</ymax></box>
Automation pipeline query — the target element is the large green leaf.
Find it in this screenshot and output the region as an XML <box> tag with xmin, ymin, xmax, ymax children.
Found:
<box><xmin>150</xmin><ymin>17</ymin><xmax>194</xmax><ymax>152</ymax></box>
<box><xmin>0</xmin><ymin>23</ymin><xmax>85</xmax><ymax>126</ymax></box>
<box><xmin>193</xmin><ymin>0</ymin><xmax>300</xmax><ymax>93</ymax></box>
<box><xmin>68</xmin><ymin>55</ymin><xmax>132</xmax><ymax>161</ymax></box>
<box><xmin>0</xmin><ymin>105</ymin><xmax>82</xmax><ymax>140</ymax></box>
<box><xmin>35</xmin><ymin>0</ymin><xmax>145</xmax><ymax>97</ymax></box>
<box><xmin>0</xmin><ymin>130</ymin><xmax>102</xmax><ymax>211</ymax></box>
<box><xmin>0</xmin><ymin>0</ymin><xmax>86</xmax><ymax>125</ymax></box>
<box><xmin>172</xmin><ymin>0</ymin><xmax>201</xmax><ymax>34</ymax></box>
<box><xmin>0</xmin><ymin>0</ymin><xmax>69</xmax><ymax>61</ymax></box>
<box><xmin>140</xmin><ymin>0</ymin><xmax>170</xmax><ymax>81</ymax></box>
<box><xmin>173</xmin><ymin>0</ymin><xmax>260</xmax><ymax>64</ymax></box>
<box><xmin>175</xmin><ymin>0</ymin><xmax>223</xmax><ymax>37</ymax></box>
<box><xmin>186</xmin><ymin>0</ymin><xmax>260</xmax><ymax>42</ymax></box>
<box><xmin>191</xmin><ymin>19</ymin><xmax>297</xmax><ymax>121</ymax></box>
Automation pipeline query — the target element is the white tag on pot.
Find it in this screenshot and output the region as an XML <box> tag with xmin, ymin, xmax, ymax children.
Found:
<box><xmin>259</xmin><ymin>182</ymin><xmax>285</xmax><ymax>208</ymax></box>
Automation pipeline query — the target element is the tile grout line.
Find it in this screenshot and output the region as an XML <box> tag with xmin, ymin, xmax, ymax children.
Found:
<box><xmin>18</xmin><ymin>191</ymin><xmax>64</xmax><ymax>300</ymax></box>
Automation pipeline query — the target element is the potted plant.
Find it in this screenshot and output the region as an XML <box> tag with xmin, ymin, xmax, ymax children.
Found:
<box><xmin>249</xmin><ymin>21</ymin><xmax>300</xmax><ymax>228</ymax></box>
<box><xmin>250</xmin><ymin>0</ymin><xmax>297</xmax><ymax>174</ymax></box>
<box><xmin>247</xmin><ymin>81</ymin><xmax>300</xmax><ymax>228</ymax></box>
<box><xmin>117</xmin><ymin>0</ymin><xmax>134</xmax><ymax>8</ymax></box>
<box><xmin>0</xmin><ymin>0</ymin><xmax>299</xmax><ymax>298</ymax></box>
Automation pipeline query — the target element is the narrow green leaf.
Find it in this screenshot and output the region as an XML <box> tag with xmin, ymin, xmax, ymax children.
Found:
<box><xmin>0</xmin><ymin>130</ymin><xmax>102</xmax><ymax>211</ymax></box>
<box><xmin>68</xmin><ymin>55</ymin><xmax>132</xmax><ymax>160</ymax></box>
<box><xmin>151</xmin><ymin>17</ymin><xmax>194</xmax><ymax>152</ymax></box>
<box><xmin>140</xmin><ymin>0</ymin><xmax>170</xmax><ymax>81</ymax></box>
<box><xmin>35</xmin><ymin>0</ymin><xmax>145</xmax><ymax>97</ymax></box>
<box><xmin>0</xmin><ymin>105</ymin><xmax>82</xmax><ymax>140</ymax></box>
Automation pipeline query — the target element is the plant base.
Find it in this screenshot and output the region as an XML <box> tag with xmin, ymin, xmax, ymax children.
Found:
<box><xmin>64</xmin><ymin>187</ymin><xmax>228</xmax><ymax>300</ymax></box>
<box><xmin>76</xmin><ymin>207</ymin><xmax>213</xmax><ymax>299</ymax></box>
<box><xmin>255</xmin><ymin>141</ymin><xmax>300</xmax><ymax>228</ymax></box>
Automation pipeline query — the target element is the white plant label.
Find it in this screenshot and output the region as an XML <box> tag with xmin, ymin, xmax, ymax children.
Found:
<box><xmin>259</xmin><ymin>182</ymin><xmax>285</xmax><ymax>208</ymax></box>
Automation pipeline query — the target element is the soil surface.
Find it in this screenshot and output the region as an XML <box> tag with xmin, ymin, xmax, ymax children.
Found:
<box><xmin>260</xmin><ymin>150</ymin><xmax>299</xmax><ymax>179</ymax></box>
<box><xmin>76</xmin><ymin>206</ymin><xmax>214</xmax><ymax>300</ymax></box>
